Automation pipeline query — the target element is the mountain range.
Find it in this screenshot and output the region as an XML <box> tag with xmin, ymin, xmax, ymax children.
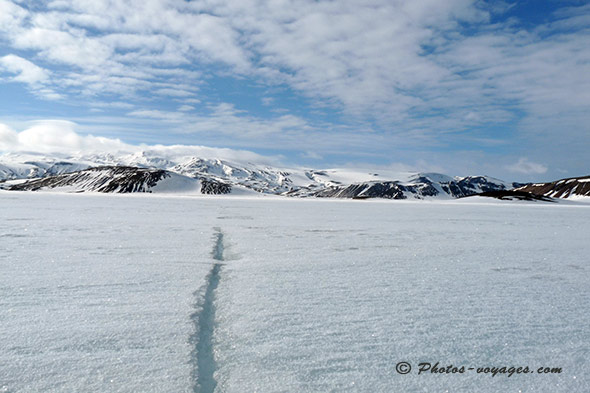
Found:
<box><xmin>0</xmin><ymin>151</ymin><xmax>587</xmax><ymax>201</ymax></box>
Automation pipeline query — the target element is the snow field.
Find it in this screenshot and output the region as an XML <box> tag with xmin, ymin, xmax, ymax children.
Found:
<box><xmin>214</xmin><ymin>199</ymin><xmax>589</xmax><ymax>392</ymax></box>
<box><xmin>1</xmin><ymin>193</ymin><xmax>589</xmax><ymax>392</ymax></box>
<box><xmin>0</xmin><ymin>193</ymin><xmax>219</xmax><ymax>392</ymax></box>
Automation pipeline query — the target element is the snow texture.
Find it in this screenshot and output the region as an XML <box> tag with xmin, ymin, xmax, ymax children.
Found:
<box><xmin>1</xmin><ymin>192</ymin><xmax>588</xmax><ymax>392</ymax></box>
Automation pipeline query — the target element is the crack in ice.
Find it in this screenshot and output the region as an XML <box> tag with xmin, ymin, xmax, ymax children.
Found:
<box><xmin>190</xmin><ymin>229</ymin><xmax>224</xmax><ymax>393</ymax></box>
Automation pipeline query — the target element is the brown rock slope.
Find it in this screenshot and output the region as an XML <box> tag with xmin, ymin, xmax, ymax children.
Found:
<box><xmin>515</xmin><ymin>176</ymin><xmax>590</xmax><ymax>198</ymax></box>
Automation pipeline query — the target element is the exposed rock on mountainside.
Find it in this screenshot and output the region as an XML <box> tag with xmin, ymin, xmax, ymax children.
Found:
<box><xmin>8</xmin><ymin>166</ymin><xmax>170</xmax><ymax>193</ymax></box>
<box><xmin>465</xmin><ymin>190</ymin><xmax>556</xmax><ymax>202</ymax></box>
<box><xmin>515</xmin><ymin>176</ymin><xmax>590</xmax><ymax>199</ymax></box>
<box><xmin>172</xmin><ymin>157</ymin><xmax>293</xmax><ymax>194</ymax></box>
<box><xmin>200</xmin><ymin>178</ymin><xmax>231</xmax><ymax>194</ymax></box>
<box><xmin>287</xmin><ymin>174</ymin><xmax>512</xmax><ymax>200</ymax></box>
<box><xmin>303</xmin><ymin>181</ymin><xmax>432</xmax><ymax>199</ymax></box>
<box><xmin>7</xmin><ymin>165</ymin><xmax>234</xmax><ymax>195</ymax></box>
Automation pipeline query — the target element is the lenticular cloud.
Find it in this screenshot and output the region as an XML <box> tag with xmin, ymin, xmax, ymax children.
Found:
<box><xmin>0</xmin><ymin>120</ymin><xmax>128</xmax><ymax>153</ymax></box>
<box><xmin>0</xmin><ymin>120</ymin><xmax>280</xmax><ymax>165</ymax></box>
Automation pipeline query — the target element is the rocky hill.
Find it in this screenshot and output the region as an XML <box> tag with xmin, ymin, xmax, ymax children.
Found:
<box><xmin>515</xmin><ymin>176</ymin><xmax>590</xmax><ymax>199</ymax></box>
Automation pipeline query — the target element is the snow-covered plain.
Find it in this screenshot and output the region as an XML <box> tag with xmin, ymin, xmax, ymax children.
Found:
<box><xmin>1</xmin><ymin>192</ymin><xmax>588</xmax><ymax>392</ymax></box>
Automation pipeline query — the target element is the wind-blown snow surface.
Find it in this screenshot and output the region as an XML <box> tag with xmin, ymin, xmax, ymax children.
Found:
<box><xmin>1</xmin><ymin>193</ymin><xmax>588</xmax><ymax>392</ymax></box>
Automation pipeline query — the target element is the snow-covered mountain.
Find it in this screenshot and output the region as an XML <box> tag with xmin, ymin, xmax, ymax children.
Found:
<box><xmin>0</xmin><ymin>150</ymin><xmax>524</xmax><ymax>198</ymax></box>
<box><xmin>4</xmin><ymin>166</ymin><xmax>245</xmax><ymax>195</ymax></box>
<box><xmin>515</xmin><ymin>176</ymin><xmax>590</xmax><ymax>199</ymax></box>
<box><xmin>0</xmin><ymin>152</ymin><xmax>91</xmax><ymax>180</ymax></box>
<box><xmin>286</xmin><ymin>173</ymin><xmax>515</xmax><ymax>200</ymax></box>
<box><xmin>171</xmin><ymin>157</ymin><xmax>298</xmax><ymax>194</ymax></box>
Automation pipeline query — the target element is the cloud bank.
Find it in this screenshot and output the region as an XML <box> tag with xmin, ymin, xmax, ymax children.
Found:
<box><xmin>506</xmin><ymin>158</ymin><xmax>548</xmax><ymax>175</ymax></box>
<box><xmin>0</xmin><ymin>120</ymin><xmax>130</xmax><ymax>152</ymax></box>
<box><xmin>0</xmin><ymin>121</ymin><xmax>281</xmax><ymax>164</ymax></box>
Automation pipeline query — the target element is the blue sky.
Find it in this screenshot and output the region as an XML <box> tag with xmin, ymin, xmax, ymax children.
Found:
<box><xmin>0</xmin><ymin>0</ymin><xmax>589</xmax><ymax>181</ymax></box>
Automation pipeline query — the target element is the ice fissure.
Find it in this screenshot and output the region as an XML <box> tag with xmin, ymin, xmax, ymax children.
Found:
<box><xmin>190</xmin><ymin>229</ymin><xmax>225</xmax><ymax>393</ymax></box>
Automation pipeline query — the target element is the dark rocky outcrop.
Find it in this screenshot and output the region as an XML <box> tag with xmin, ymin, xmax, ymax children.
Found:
<box><xmin>515</xmin><ymin>176</ymin><xmax>590</xmax><ymax>198</ymax></box>
<box><xmin>200</xmin><ymin>178</ymin><xmax>231</xmax><ymax>194</ymax></box>
<box><xmin>9</xmin><ymin>166</ymin><xmax>169</xmax><ymax>193</ymax></box>
<box><xmin>464</xmin><ymin>190</ymin><xmax>555</xmax><ymax>202</ymax></box>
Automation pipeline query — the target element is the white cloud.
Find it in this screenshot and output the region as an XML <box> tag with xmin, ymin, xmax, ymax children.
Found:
<box><xmin>0</xmin><ymin>120</ymin><xmax>281</xmax><ymax>164</ymax></box>
<box><xmin>300</xmin><ymin>151</ymin><xmax>322</xmax><ymax>160</ymax></box>
<box><xmin>154</xmin><ymin>88</ymin><xmax>197</xmax><ymax>97</ymax></box>
<box><xmin>90</xmin><ymin>101</ymin><xmax>136</xmax><ymax>110</ymax></box>
<box><xmin>0</xmin><ymin>0</ymin><xmax>27</xmax><ymax>31</ymax></box>
<box><xmin>137</xmin><ymin>144</ymin><xmax>281</xmax><ymax>165</ymax></box>
<box><xmin>178</xmin><ymin>105</ymin><xmax>195</xmax><ymax>112</ymax></box>
<box><xmin>0</xmin><ymin>123</ymin><xmax>19</xmax><ymax>150</ymax></box>
<box><xmin>0</xmin><ymin>54</ymin><xmax>62</xmax><ymax>99</ymax></box>
<box><xmin>128</xmin><ymin>109</ymin><xmax>186</xmax><ymax>122</ymax></box>
<box><xmin>128</xmin><ymin>103</ymin><xmax>310</xmax><ymax>138</ymax></box>
<box><xmin>506</xmin><ymin>158</ymin><xmax>548</xmax><ymax>175</ymax></box>
<box><xmin>261</xmin><ymin>97</ymin><xmax>274</xmax><ymax>106</ymax></box>
<box><xmin>0</xmin><ymin>54</ymin><xmax>49</xmax><ymax>84</ymax></box>
<box><xmin>0</xmin><ymin>120</ymin><xmax>130</xmax><ymax>153</ymax></box>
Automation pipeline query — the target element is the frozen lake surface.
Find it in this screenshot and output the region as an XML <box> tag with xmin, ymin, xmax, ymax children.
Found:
<box><xmin>1</xmin><ymin>192</ymin><xmax>589</xmax><ymax>392</ymax></box>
